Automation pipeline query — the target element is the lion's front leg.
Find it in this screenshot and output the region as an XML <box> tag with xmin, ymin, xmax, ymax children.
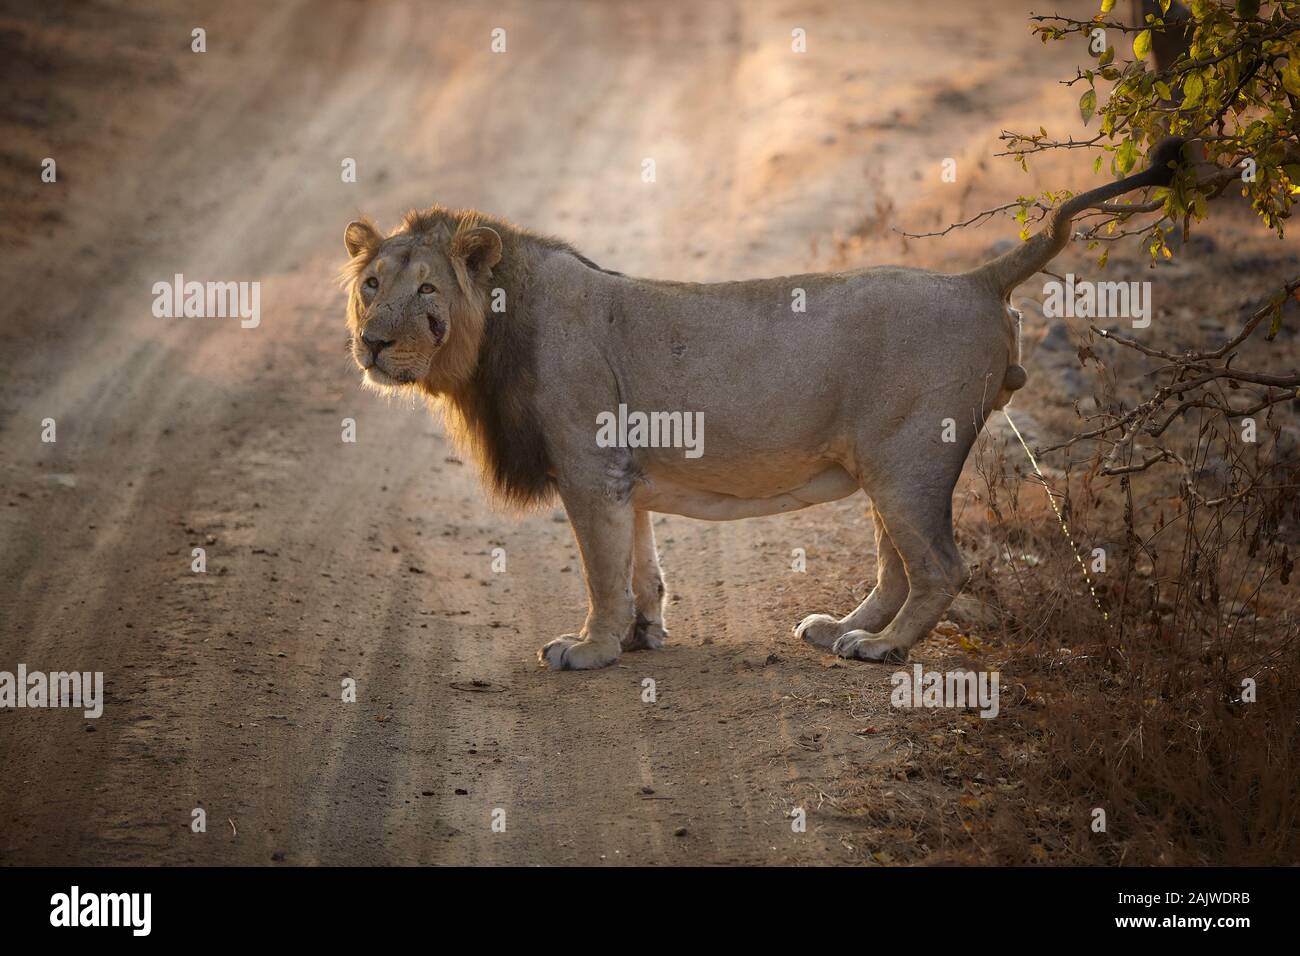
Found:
<box><xmin>539</xmin><ymin>492</ymin><xmax>635</xmax><ymax>671</ymax></box>
<box><xmin>624</xmin><ymin>509</ymin><xmax>668</xmax><ymax>651</ymax></box>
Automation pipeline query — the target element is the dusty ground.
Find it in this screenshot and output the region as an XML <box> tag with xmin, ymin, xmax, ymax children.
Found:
<box><xmin>1</xmin><ymin>0</ymin><xmax>1293</xmax><ymax>866</ymax></box>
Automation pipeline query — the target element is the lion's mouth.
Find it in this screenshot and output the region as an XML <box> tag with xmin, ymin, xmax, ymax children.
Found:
<box><xmin>428</xmin><ymin>315</ymin><xmax>447</xmax><ymax>346</ymax></box>
<box><xmin>365</xmin><ymin>365</ymin><xmax>411</xmax><ymax>386</ymax></box>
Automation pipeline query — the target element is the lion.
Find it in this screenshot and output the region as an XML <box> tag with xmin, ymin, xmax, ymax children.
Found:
<box><xmin>341</xmin><ymin>139</ymin><xmax>1183</xmax><ymax>670</ymax></box>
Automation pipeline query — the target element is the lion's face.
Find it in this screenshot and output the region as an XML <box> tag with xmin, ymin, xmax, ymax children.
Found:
<box><xmin>347</xmin><ymin>235</ymin><xmax>460</xmax><ymax>387</ymax></box>
<box><xmin>342</xmin><ymin>215</ymin><xmax>502</xmax><ymax>392</ymax></box>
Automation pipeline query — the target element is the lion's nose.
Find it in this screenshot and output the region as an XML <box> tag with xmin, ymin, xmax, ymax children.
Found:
<box><xmin>362</xmin><ymin>333</ymin><xmax>394</xmax><ymax>362</ymax></box>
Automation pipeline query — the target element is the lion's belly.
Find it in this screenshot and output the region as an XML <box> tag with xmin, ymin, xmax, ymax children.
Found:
<box><xmin>631</xmin><ymin>463</ymin><xmax>860</xmax><ymax>520</ymax></box>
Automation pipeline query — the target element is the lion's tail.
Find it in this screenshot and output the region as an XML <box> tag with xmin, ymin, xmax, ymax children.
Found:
<box><xmin>968</xmin><ymin>137</ymin><xmax>1186</xmax><ymax>299</ymax></box>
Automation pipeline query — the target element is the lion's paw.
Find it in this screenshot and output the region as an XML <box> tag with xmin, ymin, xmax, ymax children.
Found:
<box><xmin>623</xmin><ymin>617</ymin><xmax>667</xmax><ymax>652</ymax></box>
<box><xmin>830</xmin><ymin>630</ymin><xmax>908</xmax><ymax>663</ymax></box>
<box><xmin>538</xmin><ymin>635</ymin><xmax>621</xmax><ymax>671</ymax></box>
<box><xmin>794</xmin><ymin>613</ymin><xmax>842</xmax><ymax>649</ymax></box>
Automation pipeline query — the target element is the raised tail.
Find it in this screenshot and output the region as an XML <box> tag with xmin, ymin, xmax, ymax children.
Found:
<box><xmin>970</xmin><ymin>137</ymin><xmax>1186</xmax><ymax>298</ymax></box>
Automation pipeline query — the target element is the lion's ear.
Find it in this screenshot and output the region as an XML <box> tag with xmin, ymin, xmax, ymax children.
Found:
<box><xmin>451</xmin><ymin>226</ymin><xmax>502</xmax><ymax>284</ymax></box>
<box><xmin>344</xmin><ymin>219</ymin><xmax>381</xmax><ymax>258</ymax></box>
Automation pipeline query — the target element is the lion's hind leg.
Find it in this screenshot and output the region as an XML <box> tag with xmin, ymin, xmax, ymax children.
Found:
<box><xmin>795</xmin><ymin>504</ymin><xmax>909</xmax><ymax>647</ymax></box>
<box><xmin>831</xmin><ymin>444</ymin><xmax>971</xmax><ymax>663</ymax></box>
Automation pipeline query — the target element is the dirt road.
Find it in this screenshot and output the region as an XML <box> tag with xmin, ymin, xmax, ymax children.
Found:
<box><xmin>0</xmin><ymin>0</ymin><xmax>1092</xmax><ymax>864</ymax></box>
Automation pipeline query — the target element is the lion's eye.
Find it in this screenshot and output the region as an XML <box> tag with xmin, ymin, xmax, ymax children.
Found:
<box><xmin>364</xmin><ymin>276</ymin><xmax>379</xmax><ymax>289</ymax></box>
<box><xmin>419</xmin><ymin>283</ymin><xmax>436</xmax><ymax>295</ymax></box>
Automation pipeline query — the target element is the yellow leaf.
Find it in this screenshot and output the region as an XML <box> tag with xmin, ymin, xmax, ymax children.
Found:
<box><xmin>1079</xmin><ymin>89</ymin><xmax>1097</xmax><ymax>125</ymax></box>
<box><xmin>1283</xmin><ymin>63</ymin><xmax>1300</xmax><ymax>97</ymax></box>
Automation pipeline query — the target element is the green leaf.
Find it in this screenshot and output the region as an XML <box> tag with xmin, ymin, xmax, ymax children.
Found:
<box><xmin>1079</xmin><ymin>89</ymin><xmax>1097</xmax><ymax>125</ymax></box>
<box><xmin>1183</xmin><ymin>71</ymin><xmax>1204</xmax><ymax>106</ymax></box>
<box><xmin>1099</xmin><ymin>46</ymin><xmax>1115</xmax><ymax>67</ymax></box>
<box><xmin>1133</xmin><ymin>29</ymin><xmax>1152</xmax><ymax>59</ymax></box>
<box><xmin>1117</xmin><ymin>139</ymin><xmax>1138</xmax><ymax>175</ymax></box>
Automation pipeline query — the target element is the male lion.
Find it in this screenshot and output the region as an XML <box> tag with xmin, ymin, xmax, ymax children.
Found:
<box><xmin>341</xmin><ymin>139</ymin><xmax>1183</xmax><ymax>670</ymax></box>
